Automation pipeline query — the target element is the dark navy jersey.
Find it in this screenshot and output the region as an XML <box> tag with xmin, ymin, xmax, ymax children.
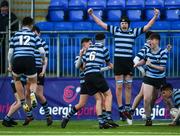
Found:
<box><xmin>107</xmin><ymin>25</ymin><xmax>143</xmax><ymax>58</ymax></box>
<box><xmin>35</xmin><ymin>38</ymin><xmax>49</xmax><ymax>68</ymax></box>
<box><xmin>83</xmin><ymin>43</ymin><xmax>110</xmax><ymax>75</ymax></box>
<box><xmin>144</xmin><ymin>48</ymin><xmax>168</xmax><ymax>78</ymax></box>
<box><xmin>9</xmin><ymin>27</ymin><xmax>42</xmax><ymax>58</ymax></box>
<box><xmin>172</xmin><ymin>89</ymin><xmax>180</xmax><ymax>108</ymax></box>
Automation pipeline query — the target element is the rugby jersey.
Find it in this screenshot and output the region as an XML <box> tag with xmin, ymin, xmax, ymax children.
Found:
<box><xmin>83</xmin><ymin>43</ymin><xmax>110</xmax><ymax>75</ymax></box>
<box><xmin>74</xmin><ymin>56</ymin><xmax>85</xmax><ymax>84</ymax></box>
<box><xmin>35</xmin><ymin>38</ymin><xmax>49</xmax><ymax>68</ymax></box>
<box><xmin>9</xmin><ymin>27</ymin><xmax>42</xmax><ymax>58</ymax></box>
<box><xmin>136</xmin><ymin>42</ymin><xmax>150</xmax><ymax>60</ymax></box>
<box><xmin>107</xmin><ymin>25</ymin><xmax>143</xmax><ymax>58</ymax></box>
<box><xmin>144</xmin><ymin>48</ymin><xmax>168</xmax><ymax>78</ymax></box>
<box><xmin>172</xmin><ymin>89</ymin><xmax>180</xmax><ymax>108</ymax></box>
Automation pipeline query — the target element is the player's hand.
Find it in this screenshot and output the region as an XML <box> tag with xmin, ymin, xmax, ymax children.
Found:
<box><xmin>169</xmin><ymin>121</ymin><xmax>177</xmax><ymax>126</ymax></box>
<box><xmin>108</xmin><ymin>63</ymin><xmax>113</xmax><ymax>69</ymax></box>
<box><xmin>154</xmin><ymin>8</ymin><xmax>160</xmax><ymax>18</ymax></box>
<box><xmin>134</xmin><ymin>63</ymin><xmax>138</xmax><ymax>68</ymax></box>
<box><xmin>39</xmin><ymin>71</ymin><xmax>45</xmax><ymax>77</ymax></box>
<box><xmin>8</xmin><ymin>65</ymin><xmax>12</xmax><ymax>72</ymax></box>
<box><xmin>88</xmin><ymin>8</ymin><xmax>93</xmax><ymax>15</ymax></box>
<box><xmin>79</xmin><ymin>48</ymin><xmax>86</xmax><ymax>56</ymax></box>
<box><xmin>166</xmin><ymin>44</ymin><xmax>172</xmax><ymax>52</ymax></box>
<box><xmin>146</xmin><ymin>59</ymin><xmax>152</xmax><ymax>67</ymax></box>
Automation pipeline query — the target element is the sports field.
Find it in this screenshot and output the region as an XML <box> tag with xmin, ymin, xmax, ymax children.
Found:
<box><xmin>0</xmin><ymin>120</ymin><xmax>179</xmax><ymax>135</ymax></box>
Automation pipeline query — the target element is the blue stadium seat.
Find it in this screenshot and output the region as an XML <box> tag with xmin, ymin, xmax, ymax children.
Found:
<box><xmin>92</xmin><ymin>22</ymin><xmax>104</xmax><ymax>30</ymax></box>
<box><xmin>107</xmin><ymin>10</ymin><xmax>122</xmax><ymax>21</ymax></box>
<box><xmin>73</xmin><ymin>22</ymin><xmax>92</xmax><ymax>30</ymax></box>
<box><xmin>127</xmin><ymin>10</ymin><xmax>142</xmax><ymax>21</ymax></box>
<box><xmin>49</xmin><ymin>0</ymin><xmax>68</xmax><ymax>9</ymax></box>
<box><xmin>126</xmin><ymin>0</ymin><xmax>144</xmax><ymax>9</ymax></box>
<box><xmin>53</xmin><ymin>22</ymin><xmax>73</xmax><ymax>31</ymax></box>
<box><xmin>165</xmin><ymin>0</ymin><xmax>180</xmax><ymax>9</ymax></box>
<box><xmin>171</xmin><ymin>21</ymin><xmax>180</xmax><ymax>30</ymax></box>
<box><xmin>150</xmin><ymin>21</ymin><xmax>171</xmax><ymax>30</ymax></box>
<box><xmin>107</xmin><ymin>0</ymin><xmax>125</xmax><ymax>9</ymax></box>
<box><xmin>88</xmin><ymin>9</ymin><xmax>103</xmax><ymax>21</ymax></box>
<box><xmin>166</xmin><ymin>9</ymin><xmax>180</xmax><ymax>20</ymax></box>
<box><xmin>36</xmin><ymin>22</ymin><xmax>54</xmax><ymax>31</ymax></box>
<box><xmin>69</xmin><ymin>0</ymin><xmax>87</xmax><ymax>9</ymax></box>
<box><xmin>130</xmin><ymin>21</ymin><xmax>147</xmax><ymax>28</ymax></box>
<box><xmin>88</xmin><ymin>0</ymin><xmax>106</xmax><ymax>9</ymax></box>
<box><xmin>48</xmin><ymin>9</ymin><xmax>64</xmax><ymax>21</ymax></box>
<box><xmin>146</xmin><ymin>9</ymin><xmax>161</xmax><ymax>20</ymax></box>
<box><xmin>69</xmin><ymin>10</ymin><xmax>84</xmax><ymax>21</ymax></box>
<box><xmin>145</xmin><ymin>0</ymin><xmax>164</xmax><ymax>9</ymax></box>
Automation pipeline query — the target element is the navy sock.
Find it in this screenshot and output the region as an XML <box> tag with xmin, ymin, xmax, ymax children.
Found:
<box><xmin>97</xmin><ymin>115</ymin><xmax>104</xmax><ymax>124</ymax></box>
<box><xmin>41</xmin><ymin>101</ymin><xmax>50</xmax><ymax>118</ymax></box>
<box><xmin>125</xmin><ymin>104</ymin><xmax>131</xmax><ymax>112</ymax></box>
<box><xmin>26</xmin><ymin>108</ymin><xmax>33</xmax><ymax>118</ymax></box>
<box><xmin>118</xmin><ymin>106</ymin><xmax>124</xmax><ymax>113</ymax></box>
<box><xmin>104</xmin><ymin>111</ymin><xmax>112</xmax><ymax>120</ymax></box>
<box><xmin>4</xmin><ymin>115</ymin><xmax>11</xmax><ymax>121</ymax></box>
<box><xmin>20</xmin><ymin>99</ymin><xmax>26</xmax><ymax>106</ymax></box>
<box><xmin>67</xmin><ymin>107</ymin><xmax>78</xmax><ymax>119</ymax></box>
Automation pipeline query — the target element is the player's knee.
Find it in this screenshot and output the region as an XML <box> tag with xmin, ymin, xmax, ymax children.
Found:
<box><xmin>116</xmin><ymin>81</ymin><xmax>123</xmax><ymax>91</ymax></box>
<box><xmin>144</xmin><ymin>97</ymin><xmax>151</xmax><ymax>104</ymax></box>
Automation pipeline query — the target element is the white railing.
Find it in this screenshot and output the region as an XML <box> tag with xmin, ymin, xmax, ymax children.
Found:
<box><xmin>0</xmin><ymin>30</ymin><xmax>180</xmax><ymax>77</ymax></box>
<box><xmin>39</xmin><ymin>30</ymin><xmax>180</xmax><ymax>78</ymax></box>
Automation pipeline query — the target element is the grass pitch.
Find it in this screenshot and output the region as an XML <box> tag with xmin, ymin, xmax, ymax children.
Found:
<box><xmin>0</xmin><ymin>120</ymin><xmax>179</xmax><ymax>135</ymax></box>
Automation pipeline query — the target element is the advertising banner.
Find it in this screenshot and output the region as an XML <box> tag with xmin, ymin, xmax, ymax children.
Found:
<box><xmin>0</xmin><ymin>77</ymin><xmax>180</xmax><ymax>120</ymax></box>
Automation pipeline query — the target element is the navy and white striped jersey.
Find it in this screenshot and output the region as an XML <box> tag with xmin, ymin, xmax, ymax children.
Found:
<box><xmin>35</xmin><ymin>38</ymin><xmax>49</xmax><ymax>68</ymax></box>
<box><xmin>145</xmin><ymin>48</ymin><xmax>168</xmax><ymax>78</ymax></box>
<box><xmin>107</xmin><ymin>25</ymin><xmax>143</xmax><ymax>58</ymax></box>
<box><xmin>136</xmin><ymin>42</ymin><xmax>150</xmax><ymax>60</ymax></box>
<box><xmin>172</xmin><ymin>89</ymin><xmax>180</xmax><ymax>108</ymax></box>
<box><xmin>75</xmin><ymin>56</ymin><xmax>85</xmax><ymax>84</ymax></box>
<box><xmin>9</xmin><ymin>27</ymin><xmax>42</xmax><ymax>58</ymax></box>
<box><xmin>83</xmin><ymin>43</ymin><xmax>110</xmax><ymax>75</ymax></box>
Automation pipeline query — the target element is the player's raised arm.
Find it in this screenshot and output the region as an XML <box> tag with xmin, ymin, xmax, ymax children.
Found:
<box><xmin>143</xmin><ymin>8</ymin><xmax>160</xmax><ymax>32</ymax></box>
<box><xmin>88</xmin><ymin>8</ymin><xmax>108</xmax><ymax>30</ymax></box>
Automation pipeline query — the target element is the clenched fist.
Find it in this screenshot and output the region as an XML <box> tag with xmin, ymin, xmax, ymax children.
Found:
<box><xmin>88</xmin><ymin>8</ymin><xmax>93</xmax><ymax>15</ymax></box>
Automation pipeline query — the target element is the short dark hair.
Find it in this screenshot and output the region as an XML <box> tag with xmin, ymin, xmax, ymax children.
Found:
<box><xmin>0</xmin><ymin>0</ymin><xmax>8</xmax><ymax>7</ymax></box>
<box><xmin>145</xmin><ymin>31</ymin><xmax>154</xmax><ymax>40</ymax></box>
<box><xmin>120</xmin><ymin>16</ymin><xmax>130</xmax><ymax>25</ymax></box>
<box><xmin>161</xmin><ymin>83</ymin><xmax>173</xmax><ymax>92</ymax></box>
<box><xmin>32</xmin><ymin>25</ymin><xmax>40</xmax><ymax>34</ymax></box>
<box><xmin>81</xmin><ymin>38</ymin><xmax>91</xmax><ymax>45</ymax></box>
<box><xmin>149</xmin><ymin>32</ymin><xmax>161</xmax><ymax>41</ymax></box>
<box><xmin>95</xmin><ymin>33</ymin><xmax>105</xmax><ymax>40</ymax></box>
<box><xmin>22</xmin><ymin>17</ymin><xmax>34</xmax><ymax>26</ymax></box>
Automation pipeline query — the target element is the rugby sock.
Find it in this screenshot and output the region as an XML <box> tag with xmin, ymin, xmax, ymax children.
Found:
<box><xmin>104</xmin><ymin>111</ymin><xmax>112</xmax><ymax>120</ymax></box>
<box><xmin>4</xmin><ymin>115</ymin><xmax>11</xmax><ymax>121</ymax></box>
<box><xmin>146</xmin><ymin>116</ymin><xmax>151</xmax><ymax>120</ymax></box>
<box><xmin>102</xmin><ymin>110</ymin><xmax>107</xmax><ymax>121</ymax></box>
<box><xmin>20</xmin><ymin>99</ymin><xmax>26</xmax><ymax>106</ymax></box>
<box><xmin>26</xmin><ymin>108</ymin><xmax>33</xmax><ymax>117</ymax></box>
<box><xmin>125</xmin><ymin>104</ymin><xmax>131</xmax><ymax>112</ymax></box>
<box><xmin>118</xmin><ymin>105</ymin><xmax>124</xmax><ymax>113</ymax></box>
<box><xmin>41</xmin><ymin>101</ymin><xmax>50</xmax><ymax>118</ymax></box>
<box><xmin>130</xmin><ymin>109</ymin><xmax>135</xmax><ymax>115</ymax></box>
<box><xmin>97</xmin><ymin>115</ymin><xmax>104</xmax><ymax>124</ymax></box>
<box><xmin>67</xmin><ymin>107</ymin><xmax>78</xmax><ymax>119</ymax></box>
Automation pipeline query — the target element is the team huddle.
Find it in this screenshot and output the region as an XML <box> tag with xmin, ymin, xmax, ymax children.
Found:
<box><xmin>2</xmin><ymin>8</ymin><xmax>180</xmax><ymax>128</ymax></box>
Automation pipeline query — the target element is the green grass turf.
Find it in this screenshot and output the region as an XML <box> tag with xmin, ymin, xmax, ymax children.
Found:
<box><xmin>0</xmin><ymin>120</ymin><xmax>179</xmax><ymax>135</ymax></box>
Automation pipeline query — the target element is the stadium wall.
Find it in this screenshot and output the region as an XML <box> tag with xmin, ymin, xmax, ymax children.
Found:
<box><xmin>1</xmin><ymin>77</ymin><xmax>180</xmax><ymax>120</ymax></box>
